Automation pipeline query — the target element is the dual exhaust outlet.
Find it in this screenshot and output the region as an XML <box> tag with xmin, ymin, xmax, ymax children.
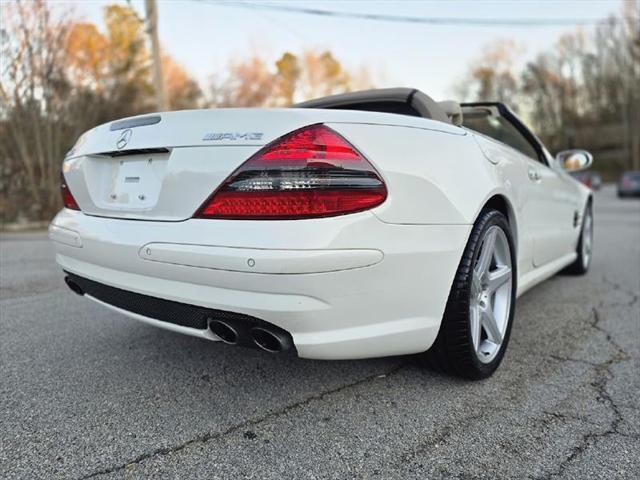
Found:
<box><xmin>209</xmin><ymin>320</ymin><xmax>292</xmax><ymax>354</ymax></box>
<box><xmin>64</xmin><ymin>275</ymin><xmax>292</xmax><ymax>354</ymax></box>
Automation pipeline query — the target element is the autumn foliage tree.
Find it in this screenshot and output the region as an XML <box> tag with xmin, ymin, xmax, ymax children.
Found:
<box><xmin>65</xmin><ymin>4</ymin><xmax>154</xmax><ymax>121</ymax></box>
<box><xmin>0</xmin><ymin>1</ymin><xmax>201</xmax><ymax>223</ymax></box>
<box><xmin>0</xmin><ymin>0</ymin><xmax>372</xmax><ymax>223</ymax></box>
<box><xmin>210</xmin><ymin>56</ymin><xmax>276</xmax><ymax>108</ymax></box>
<box><xmin>162</xmin><ymin>55</ymin><xmax>202</xmax><ymax>110</ymax></box>
<box><xmin>210</xmin><ymin>50</ymin><xmax>373</xmax><ymax>108</ymax></box>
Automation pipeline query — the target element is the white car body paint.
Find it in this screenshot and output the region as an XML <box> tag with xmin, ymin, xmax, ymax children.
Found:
<box><xmin>50</xmin><ymin>108</ymin><xmax>591</xmax><ymax>360</ymax></box>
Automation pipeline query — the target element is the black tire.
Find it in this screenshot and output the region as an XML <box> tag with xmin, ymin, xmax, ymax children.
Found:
<box><xmin>563</xmin><ymin>202</ymin><xmax>593</xmax><ymax>275</ymax></box>
<box><xmin>420</xmin><ymin>209</ymin><xmax>517</xmax><ymax>380</ymax></box>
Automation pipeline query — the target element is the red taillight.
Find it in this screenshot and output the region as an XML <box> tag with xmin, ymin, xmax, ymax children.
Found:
<box><xmin>195</xmin><ymin>124</ymin><xmax>387</xmax><ymax>219</ymax></box>
<box><xmin>61</xmin><ymin>173</ymin><xmax>80</xmax><ymax>210</ymax></box>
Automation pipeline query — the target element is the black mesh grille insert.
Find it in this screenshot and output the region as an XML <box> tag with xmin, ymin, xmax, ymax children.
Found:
<box><xmin>66</xmin><ymin>273</ymin><xmax>266</xmax><ymax>330</ymax></box>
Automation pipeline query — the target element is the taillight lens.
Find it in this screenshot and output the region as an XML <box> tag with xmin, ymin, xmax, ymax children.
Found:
<box><xmin>61</xmin><ymin>173</ymin><xmax>80</xmax><ymax>210</ymax></box>
<box><xmin>195</xmin><ymin>124</ymin><xmax>387</xmax><ymax>219</ymax></box>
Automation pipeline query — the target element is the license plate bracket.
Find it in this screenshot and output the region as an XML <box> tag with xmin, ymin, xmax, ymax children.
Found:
<box><xmin>104</xmin><ymin>153</ymin><xmax>169</xmax><ymax>210</ymax></box>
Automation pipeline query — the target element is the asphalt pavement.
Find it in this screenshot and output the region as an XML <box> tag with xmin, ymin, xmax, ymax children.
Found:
<box><xmin>1</xmin><ymin>185</ymin><xmax>638</xmax><ymax>480</ymax></box>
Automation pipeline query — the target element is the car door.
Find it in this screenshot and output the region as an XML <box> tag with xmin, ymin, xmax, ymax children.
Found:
<box><xmin>524</xmin><ymin>156</ymin><xmax>577</xmax><ymax>267</ymax></box>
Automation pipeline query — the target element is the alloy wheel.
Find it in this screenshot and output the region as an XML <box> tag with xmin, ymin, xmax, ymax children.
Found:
<box><xmin>470</xmin><ymin>225</ymin><xmax>513</xmax><ymax>364</ymax></box>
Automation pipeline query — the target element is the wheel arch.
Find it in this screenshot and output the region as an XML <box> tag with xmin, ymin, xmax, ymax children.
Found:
<box><xmin>481</xmin><ymin>194</ymin><xmax>519</xmax><ymax>256</ymax></box>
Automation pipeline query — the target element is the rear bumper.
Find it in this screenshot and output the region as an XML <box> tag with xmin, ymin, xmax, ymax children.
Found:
<box><xmin>50</xmin><ymin>209</ymin><xmax>470</xmax><ymax>360</ymax></box>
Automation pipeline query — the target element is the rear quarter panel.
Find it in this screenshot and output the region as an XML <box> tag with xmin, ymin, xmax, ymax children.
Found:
<box><xmin>329</xmin><ymin>123</ymin><xmax>532</xmax><ymax>274</ymax></box>
<box><xmin>330</xmin><ymin>122</ymin><xmax>524</xmax><ymax>224</ymax></box>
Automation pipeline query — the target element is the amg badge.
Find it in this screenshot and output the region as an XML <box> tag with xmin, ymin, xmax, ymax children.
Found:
<box><xmin>203</xmin><ymin>132</ymin><xmax>263</xmax><ymax>141</ymax></box>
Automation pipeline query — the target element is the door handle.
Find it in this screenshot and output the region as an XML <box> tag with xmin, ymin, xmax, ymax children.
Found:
<box><xmin>528</xmin><ymin>168</ymin><xmax>541</xmax><ymax>182</ymax></box>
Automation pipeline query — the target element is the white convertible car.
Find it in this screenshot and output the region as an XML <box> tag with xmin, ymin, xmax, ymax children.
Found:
<box><xmin>50</xmin><ymin>88</ymin><xmax>594</xmax><ymax>379</ymax></box>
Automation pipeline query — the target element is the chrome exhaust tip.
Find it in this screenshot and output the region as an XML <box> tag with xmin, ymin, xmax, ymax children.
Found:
<box><xmin>209</xmin><ymin>320</ymin><xmax>239</xmax><ymax>345</ymax></box>
<box><xmin>64</xmin><ymin>277</ymin><xmax>84</xmax><ymax>296</ymax></box>
<box><xmin>251</xmin><ymin>327</ymin><xmax>290</xmax><ymax>353</ymax></box>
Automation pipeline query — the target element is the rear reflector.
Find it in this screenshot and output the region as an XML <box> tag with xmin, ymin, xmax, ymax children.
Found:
<box><xmin>195</xmin><ymin>124</ymin><xmax>387</xmax><ymax>219</ymax></box>
<box><xmin>61</xmin><ymin>173</ymin><xmax>80</xmax><ymax>210</ymax></box>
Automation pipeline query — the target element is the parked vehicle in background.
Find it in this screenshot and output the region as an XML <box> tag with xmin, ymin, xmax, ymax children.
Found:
<box><xmin>571</xmin><ymin>170</ymin><xmax>602</xmax><ymax>190</ymax></box>
<box><xmin>617</xmin><ymin>171</ymin><xmax>640</xmax><ymax>198</ymax></box>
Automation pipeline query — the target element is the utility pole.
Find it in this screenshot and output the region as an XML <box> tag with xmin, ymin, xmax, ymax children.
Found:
<box><xmin>145</xmin><ymin>0</ymin><xmax>167</xmax><ymax>111</ymax></box>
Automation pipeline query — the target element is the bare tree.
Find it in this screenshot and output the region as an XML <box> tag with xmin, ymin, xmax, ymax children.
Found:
<box><xmin>454</xmin><ymin>39</ymin><xmax>522</xmax><ymax>105</ymax></box>
<box><xmin>457</xmin><ymin>1</ymin><xmax>640</xmax><ymax>172</ymax></box>
<box><xmin>0</xmin><ymin>0</ymin><xmax>72</xmax><ymax>221</ymax></box>
<box><xmin>0</xmin><ymin>1</ymin><xmax>173</xmax><ymax>223</ymax></box>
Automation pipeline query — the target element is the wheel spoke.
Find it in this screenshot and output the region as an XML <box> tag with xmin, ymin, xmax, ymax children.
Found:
<box><xmin>582</xmin><ymin>212</ymin><xmax>593</xmax><ymax>263</ymax></box>
<box><xmin>470</xmin><ymin>306</ymin><xmax>481</xmax><ymax>352</ymax></box>
<box><xmin>472</xmin><ymin>271</ymin><xmax>482</xmax><ymax>294</ymax></box>
<box><xmin>487</xmin><ymin>266</ymin><xmax>511</xmax><ymax>293</ymax></box>
<box><xmin>476</xmin><ymin>228</ymin><xmax>496</xmax><ymax>277</ymax></box>
<box><xmin>481</xmin><ymin>307</ymin><xmax>503</xmax><ymax>345</ymax></box>
<box><xmin>584</xmin><ymin>215</ymin><xmax>592</xmax><ymax>251</ymax></box>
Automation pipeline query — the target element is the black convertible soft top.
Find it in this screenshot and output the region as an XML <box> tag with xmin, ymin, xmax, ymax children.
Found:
<box><xmin>293</xmin><ymin>88</ymin><xmax>452</xmax><ymax>124</ymax></box>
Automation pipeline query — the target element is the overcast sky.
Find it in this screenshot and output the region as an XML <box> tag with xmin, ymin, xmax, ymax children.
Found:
<box><xmin>70</xmin><ymin>0</ymin><xmax>626</xmax><ymax>100</ymax></box>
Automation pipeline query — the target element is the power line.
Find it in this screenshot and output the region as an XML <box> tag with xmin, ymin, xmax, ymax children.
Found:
<box><xmin>203</xmin><ymin>0</ymin><xmax>629</xmax><ymax>27</ymax></box>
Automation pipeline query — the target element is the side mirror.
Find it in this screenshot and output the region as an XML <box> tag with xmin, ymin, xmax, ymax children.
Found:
<box><xmin>556</xmin><ymin>149</ymin><xmax>593</xmax><ymax>173</ymax></box>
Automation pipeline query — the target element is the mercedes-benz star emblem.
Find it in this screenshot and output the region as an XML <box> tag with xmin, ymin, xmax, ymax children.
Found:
<box><xmin>116</xmin><ymin>129</ymin><xmax>132</xmax><ymax>150</ymax></box>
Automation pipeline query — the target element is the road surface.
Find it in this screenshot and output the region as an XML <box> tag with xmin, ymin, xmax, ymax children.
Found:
<box><xmin>1</xmin><ymin>186</ymin><xmax>638</xmax><ymax>479</ymax></box>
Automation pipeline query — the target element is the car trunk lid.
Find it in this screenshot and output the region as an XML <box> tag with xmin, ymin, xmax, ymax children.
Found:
<box><xmin>63</xmin><ymin>109</ymin><xmax>319</xmax><ymax>221</ymax></box>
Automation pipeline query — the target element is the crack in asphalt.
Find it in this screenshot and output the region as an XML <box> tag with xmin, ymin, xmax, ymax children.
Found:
<box><xmin>549</xmin><ymin>354</ymin><xmax>599</xmax><ymax>368</ymax></box>
<box><xmin>377</xmin><ymin>409</ymin><xmax>492</xmax><ymax>479</ymax></box>
<box><xmin>539</xmin><ymin>410</ymin><xmax>604</xmax><ymax>429</ymax></box>
<box><xmin>539</xmin><ymin>305</ymin><xmax>633</xmax><ymax>480</ymax></box>
<box><xmin>78</xmin><ymin>362</ymin><xmax>407</xmax><ymax>479</ymax></box>
<box><xmin>396</xmin><ymin>408</ymin><xmax>499</xmax><ymax>459</ymax></box>
<box><xmin>79</xmin><ymin>274</ymin><xmax>638</xmax><ymax>480</ymax></box>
